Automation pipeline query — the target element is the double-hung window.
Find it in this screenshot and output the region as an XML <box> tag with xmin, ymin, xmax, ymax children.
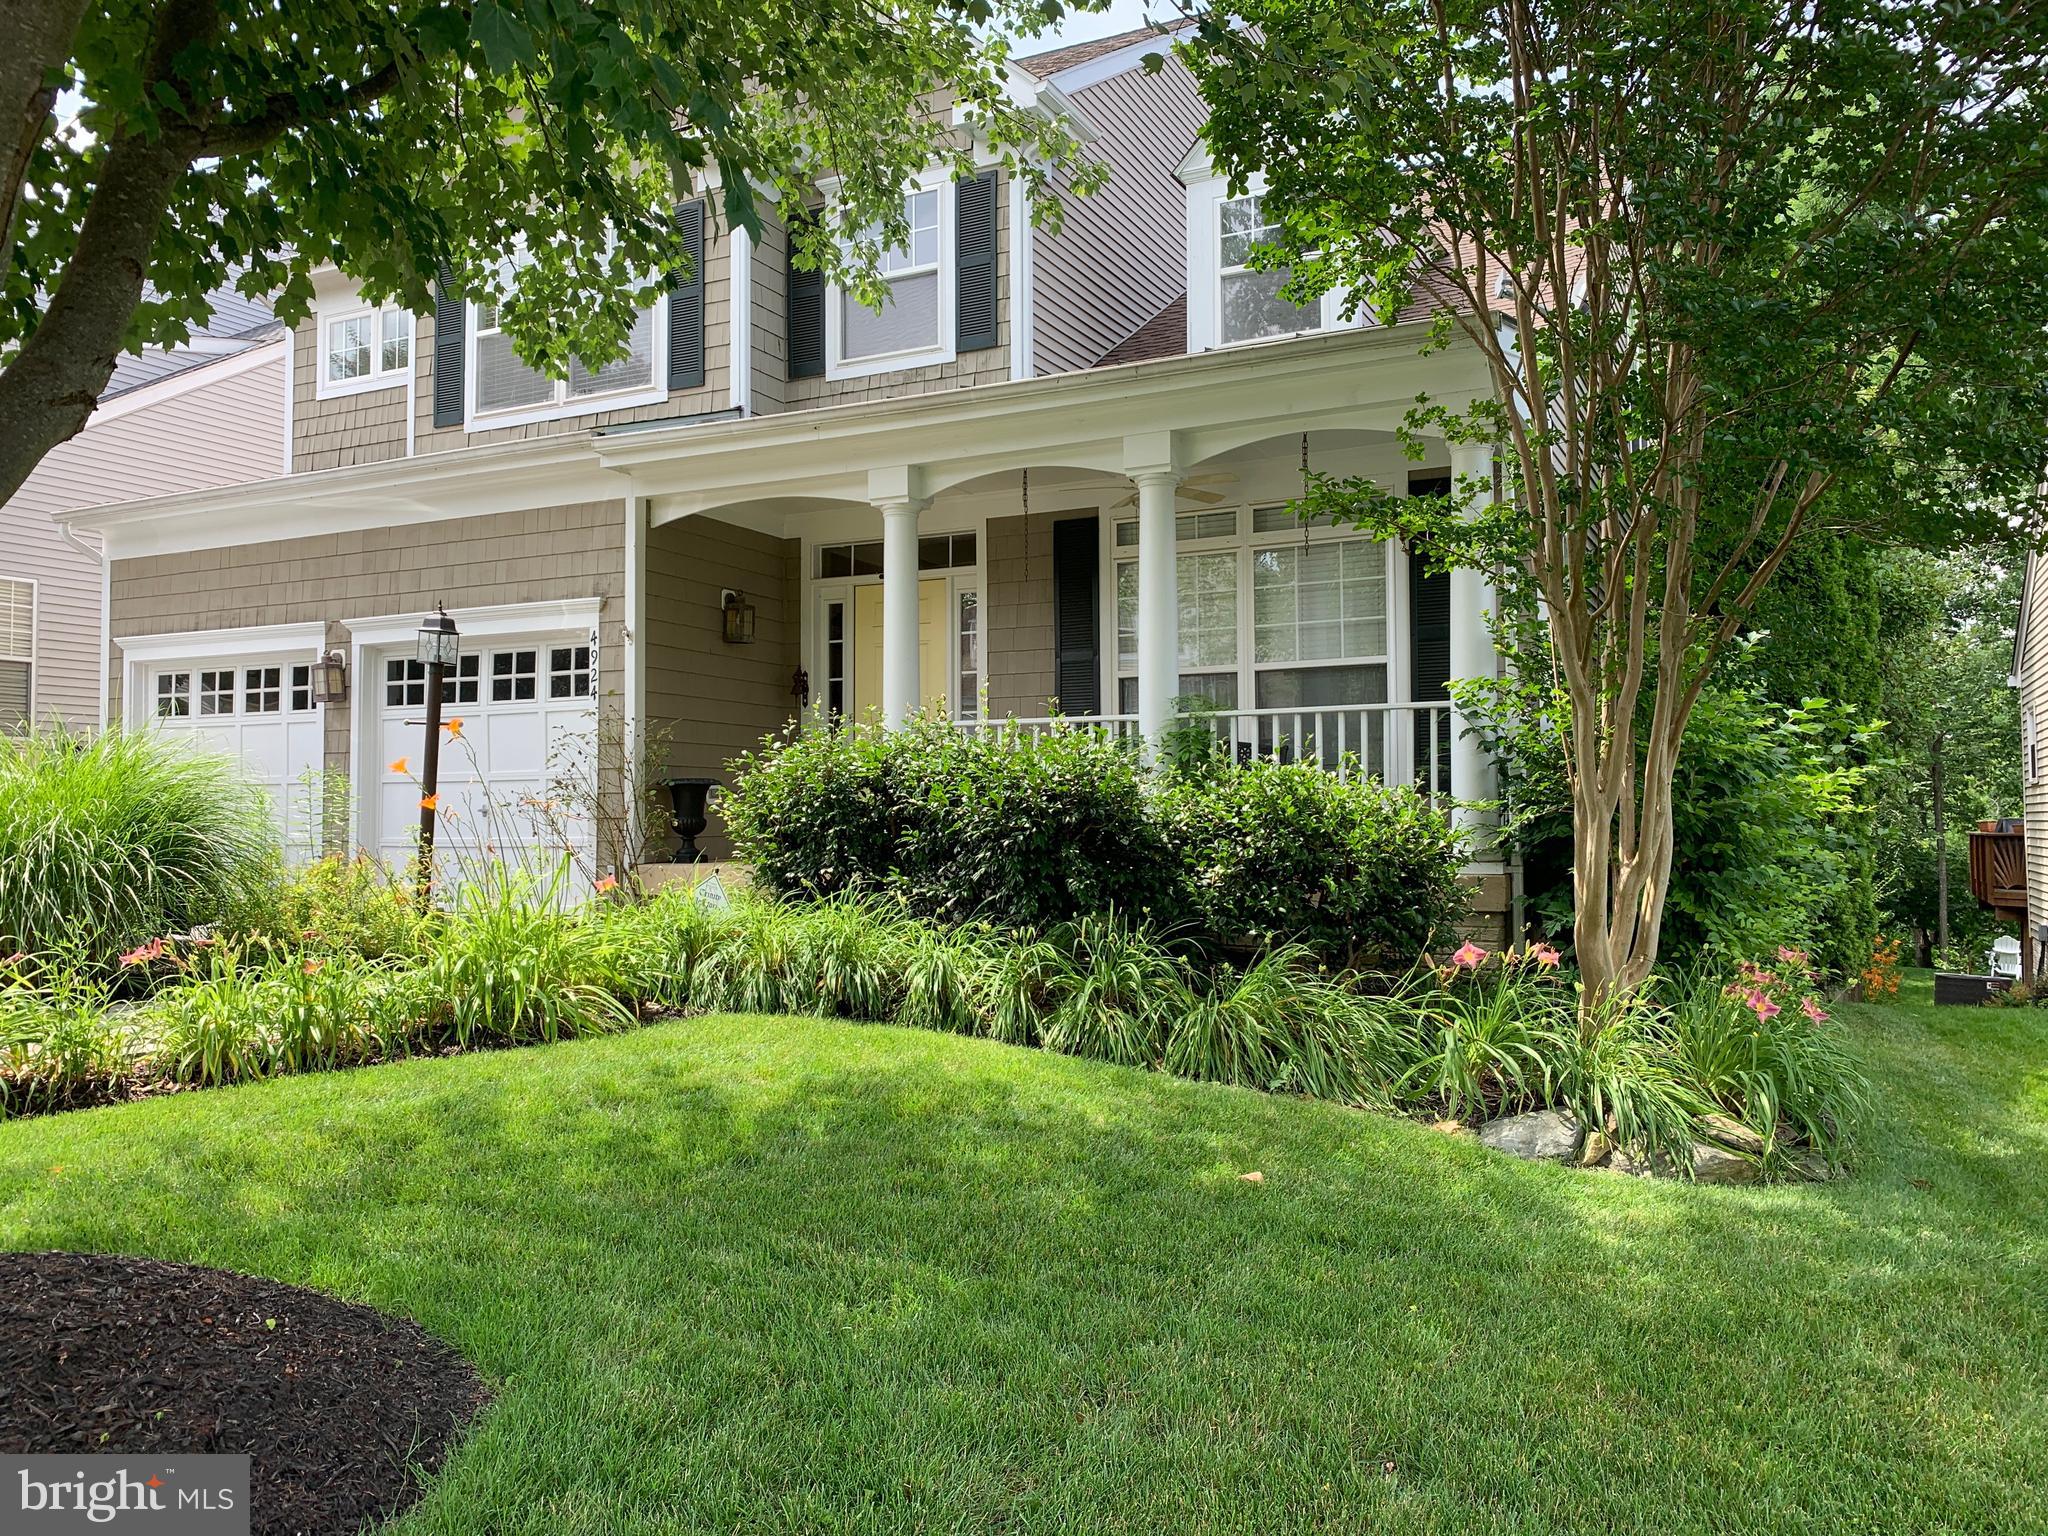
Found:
<box><xmin>0</xmin><ymin>579</ymin><xmax>31</xmax><ymax>733</ymax></box>
<box><xmin>828</xmin><ymin>181</ymin><xmax>954</xmax><ymax>378</ymax></box>
<box><xmin>1217</xmin><ymin>195</ymin><xmax>1326</xmax><ymax>346</ymax></box>
<box><xmin>470</xmin><ymin>290</ymin><xmax>662</xmax><ymax>426</ymax></box>
<box><xmin>319</xmin><ymin>305</ymin><xmax>411</xmax><ymax>396</ymax></box>
<box><xmin>1113</xmin><ymin>507</ymin><xmax>1393</xmax><ymax>724</ymax></box>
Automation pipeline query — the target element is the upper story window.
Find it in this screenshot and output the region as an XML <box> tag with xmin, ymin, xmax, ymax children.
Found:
<box><xmin>1218</xmin><ymin>195</ymin><xmax>1325</xmax><ymax>346</ymax></box>
<box><xmin>826</xmin><ymin>177</ymin><xmax>957</xmax><ymax>380</ymax></box>
<box><xmin>318</xmin><ymin>303</ymin><xmax>410</xmax><ymax>398</ymax></box>
<box><xmin>1181</xmin><ymin>161</ymin><xmax>1365</xmax><ymax>354</ymax></box>
<box><xmin>469</xmin><ymin>297</ymin><xmax>663</xmax><ymax>427</ymax></box>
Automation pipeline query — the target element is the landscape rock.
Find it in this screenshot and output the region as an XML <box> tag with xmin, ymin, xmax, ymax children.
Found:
<box><xmin>1577</xmin><ymin>1130</ymin><xmax>1612</xmax><ymax>1168</ymax></box>
<box><xmin>1689</xmin><ymin>1140</ymin><xmax>1761</xmax><ymax>1184</ymax></box>
<box><xmin>1478</xmin><ymin>1109</ymin><xmax>1581</xmax><ymax>1162</ymax></box>
<box><xmin>1783</xmin><ymin>1148</ymin><xmax>1837</xmax><ymax>1182</ymax></box>
<box><xmin>1699</xmin><ymin>1113</ymin><xmax>1768</xmax><ymax>1156</ymax></box>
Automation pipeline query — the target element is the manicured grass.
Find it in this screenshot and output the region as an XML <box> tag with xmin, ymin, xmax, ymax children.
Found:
<box><xmin>2</xmin><ymin>973</ymin><xmax>2044</xmax><ymax>1534</ymax></box>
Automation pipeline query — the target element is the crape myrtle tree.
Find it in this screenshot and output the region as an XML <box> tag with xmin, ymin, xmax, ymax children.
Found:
<box><xmin>0</xmin><ymin>0</ymin><xmax>1100</xmax><ymax>504</ymax></box>
<box><xmin>1178</xmin><ymin>0</ymin><xmax>2048</xmax><ymax>1005</ymax></box>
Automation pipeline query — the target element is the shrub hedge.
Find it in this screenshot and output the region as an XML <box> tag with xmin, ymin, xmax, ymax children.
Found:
<box><xmin>725</xmin><ymin>717</ymin><xmax>1467</xmax><ymax>961</ymax></box>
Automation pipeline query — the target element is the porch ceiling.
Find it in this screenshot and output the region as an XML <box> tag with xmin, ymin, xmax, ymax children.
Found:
<box><xmin>607</xmin><ymin>320</ymin><xmax>1489</xmax><ymax>528</ymax></box>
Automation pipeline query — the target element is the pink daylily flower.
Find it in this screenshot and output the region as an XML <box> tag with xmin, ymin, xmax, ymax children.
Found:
<box><xmin>119</xmin><ymin>937</ymin><xmax>167</xmax><ymax>967</ymax></box>
<box><xmin>1532</xmin><ymin>944</ymin><xmax>1562</xmax><ymax>969</ymax></box>
<box><xmin>1451</xmin><ymin>941</ymin><xmax>1488</xmax><ymax>969</ymax></box>
<box><xmin>1800</xmin><ymin>996</ymin><xmax>1828</xmax><ymax>1024</ymax></box>
<box><xmin>1745</xmin><ymin>988</ymin><xmax>1781</xmax><ymax>1021</ymax></box>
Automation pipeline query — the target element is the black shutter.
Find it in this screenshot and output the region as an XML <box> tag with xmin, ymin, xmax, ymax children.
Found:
<box><xmin>432</xmin><ymin>265</ymin><xmax>465</xmax><ymax>428</ymax></box>
<box><xmin>1407</xmin><ymin>472</ymin><xmax>1453</xmax><ymax>701</ymax></box>
<box><xmin>1407</xmin><ymin>473</ymin><xmax>1454</xmax><ymax>791</ymax></box>
<box><xmin>1051</xmin><ymin>516</ymin><xmax>1101</xmax><ymax>716</ymax></box>
<box><xmin>955</xmin><ymin>169</ymin><xmax>999</xmax><ymax>353</ymax></box>
<box><xmin>668</xmin><ymin>200</ymin><xmax>706</xmax><ymax>392</ymax></box>
<box><xmin>785</xmin><ymin>213</ymin><xmax>825</xmax><ymax>380</ymax></box>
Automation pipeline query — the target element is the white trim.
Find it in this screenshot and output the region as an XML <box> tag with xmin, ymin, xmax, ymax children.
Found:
<box><xmin>825</xmin><ymin>172</ymin><xmax>957</xmax><ymax>381</ymax></box>
<box><xmin>97</xmin><ymin>557</ymin><xmax>110</xmax><ymax>730</ymax></box>
<box><xmin>1038</xmin><ymin>25</ymin><xmax>1191</xmax><ymax>93</ymax></box>
<box><xmin>1008</xmin><ymin>172</ymin><xmax>1034</xmax><ymax>382</ymax></box>
<box><xmin>1185</xmin><ymin>174</ymin><xmax>1357</xmax><ymax>355</ymax></box>
<box><xmin>89</xmin><ymin>338</ymin><xmax>282</xmax><ymax>429</ymax></box>
<box><xmin>463</xmin><ymin>295</ymin><xmax>670</xmax><ymax>432</ymax></box>
<box><xmin>280</xmin><ymin>323</ymin><xmax>294</xmax><ymax>474</ymax></box>
<box><xmin>314</xmin><ymin>301</ymin><xmax>413</xmax><ymax>400</ymax></box>
<box><xmin>116</xmin><ymin>620</ymin><xmax>329</xmax><ymax>667</ymax></box>
<box><xmin>0</xmin><ymin>576</ymin><xmax>35</xmax><ymax>732</ymax></box>
<box><xmin>623</xmin><ymin>494</ymin><xmax>646</xmax><ymax>863</ymax></box>
<box><xmin>340</xmin><ymin>597</ymin><xmax>604</xmax><ymax>650</ymax></box>
<box><xmin>730</xmin><ymin>227</ymin><xmax>754</xmax><ymax>415</ymax></box>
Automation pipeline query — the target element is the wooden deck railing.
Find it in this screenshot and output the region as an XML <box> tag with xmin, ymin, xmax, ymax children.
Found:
<box><xmin>1968</xmin><ymin>825</ymin><xmax>2027</xmax><ymax>916</ymax></box>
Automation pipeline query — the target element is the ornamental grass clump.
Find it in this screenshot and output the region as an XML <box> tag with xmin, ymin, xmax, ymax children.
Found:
<box><xmin>0</xmin><ymin>727</ymin><xmax>275</xmax><ymax>970</ymax></box>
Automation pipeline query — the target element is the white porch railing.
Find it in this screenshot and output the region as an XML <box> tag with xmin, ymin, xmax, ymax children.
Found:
<box><xmin>952</xmin><ymin>701</ymin><xmax>1456</xmax><ymax>802</ymax></box>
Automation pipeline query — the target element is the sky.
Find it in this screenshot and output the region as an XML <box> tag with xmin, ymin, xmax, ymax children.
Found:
<box><xmin>1017</xmin><ymin>0</ymin><xmax>1180</xmax><ymax>55</ymax></box>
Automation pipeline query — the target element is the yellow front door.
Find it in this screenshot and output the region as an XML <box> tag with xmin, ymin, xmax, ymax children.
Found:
<box><xmin>852</xmin><ymin>579</ymin><xmax>950</xmax><ymax>719</ymax></box>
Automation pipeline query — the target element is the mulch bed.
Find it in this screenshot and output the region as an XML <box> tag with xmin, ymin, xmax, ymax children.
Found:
<box><xmin>1</xmin><ymin>1251</ymin><xmax>490</xmax><ymax>1535</ymax></box>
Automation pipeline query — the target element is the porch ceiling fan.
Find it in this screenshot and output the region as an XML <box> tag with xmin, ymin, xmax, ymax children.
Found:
<box><xmin>1105</xmin><ymin>469</ymin><xmax>1236</xmax><ymax>510</ymax></box>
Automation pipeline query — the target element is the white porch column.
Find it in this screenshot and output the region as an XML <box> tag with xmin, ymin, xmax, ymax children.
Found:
<box><xmin>1447</xmin><ymin>441</ymin><xmax>1499</xmax><ymax>855</ymax></box>
<box><xmin>1132</xmin><ymin>467</ymin><xmax>1181</xmax><ymax>748</ymax></box>
<box><xmin>878</xmin><ymin>493</ymin><xmax>926</xmax><ymax>729</ymax></box>
<box><xmin>621</xmin><ymin>493</ymin><xmax>647</xmax><ymax>868</ymax></box>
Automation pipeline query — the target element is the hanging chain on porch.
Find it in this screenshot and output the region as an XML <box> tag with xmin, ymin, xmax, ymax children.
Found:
<box><xmin>1301</xmin><ymin>432</ymin><xmax>1312</xmax><ymax>551</ymax></box>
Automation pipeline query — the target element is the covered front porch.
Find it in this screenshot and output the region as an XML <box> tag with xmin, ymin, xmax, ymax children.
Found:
<box><xmin>609</xmin><ymin>323</ymin><xmax>1501</xmax><ymax>846</ymax></box>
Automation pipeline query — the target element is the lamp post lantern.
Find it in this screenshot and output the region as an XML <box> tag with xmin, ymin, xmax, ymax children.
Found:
<box><xmin>415</xmin><ymin>604</ymin><xmax>460</xmax><ymax>904</ymax></box>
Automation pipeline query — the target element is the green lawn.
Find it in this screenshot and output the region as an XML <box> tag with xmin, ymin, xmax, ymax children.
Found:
<box><xmin>2</xmin><ymin>974</ymin><xmax>2044</xmax><ymax>1534</ymax></box>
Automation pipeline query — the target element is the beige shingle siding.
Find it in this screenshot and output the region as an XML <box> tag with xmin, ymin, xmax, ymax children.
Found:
<box><xmin>2022</xmin><ymin>552</ymin><xmax>2048</xmax><ymax>923</ymax></box>
<box><xmin>109</xmin><ymin>501</ymin><xmax>626</xmax><ymax>853</ymax></box>
<box><xmin>3</xmin><ymin>344</ymin><xmax>285</xmax><ymax>729</ymax></box>
<box><xmin>749</xmin><ymin>216</ymin><xmax>789</xmax><ymax>415</ymax></box>
<box><xmin>410</xmin><ymin>220</ymin><xmax>734</xmax><ymax>458</ymax></box>
<box><xmin>1032</xmin><ymin>57</ymin><xmax>1207</xmax><ymax>375</ymax></box>
<box><xmin>290</xmin><ymin>320</ymin><xmax>409</xmax><ymax>471</ymax></box>
<box><xmin>644</xmin><ymin>515</ymin><xmax>800</xmax><ymax>859</ymax></box>
<box><xmin>984</xmin><ymin>513</ymin><xmax>1057</xmax><ymax>718</ymax></box>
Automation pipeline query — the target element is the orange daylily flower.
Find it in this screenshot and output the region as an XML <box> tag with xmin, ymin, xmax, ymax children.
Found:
<box><xmin>419</xmin><ymin>794</ymin><xmax>439</xmax><ymax>811</ymax></box>
<box><xmin>389</xmin><ymin>756</ymin><xmax>410</xmax><ymax>775</ymax></box>
<box><xmin>594</xmin><ymin>875</ymin><xmax>618</xmax><ymax>894</ymax></box>
<box><xmin>445</xmin><ymin>717</ymin><xmax>464</xmax><ymax>739</ymax></box>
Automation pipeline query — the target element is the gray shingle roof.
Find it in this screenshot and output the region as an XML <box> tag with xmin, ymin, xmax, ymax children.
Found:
<box><xmin>103</xmin><ymin>287</ymin><xmax>280</xmax><ymax>400</ymax></box>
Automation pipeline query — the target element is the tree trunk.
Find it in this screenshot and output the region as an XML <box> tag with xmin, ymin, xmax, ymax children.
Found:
<box><xmin>0</xmin><ymin>0</ymin><xmax>91</xmax><ymax>272</ymax></box>
<box><xmin>0</xmin><ymin>0</ymin><xmax>217</xmax><ymax>506</ymax></box>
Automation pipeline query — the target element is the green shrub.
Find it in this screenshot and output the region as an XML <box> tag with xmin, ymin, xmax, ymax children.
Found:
<box><xmin>727</xmin><ymin>715</ymin><xmax>1179</xmax><ymax>931</ymax></box>
<box><xmin>0</xmin><ymin>728</ymin><xmax>275</xmax><ymax>969</ymax></box>
<box><xmin>1162</xmin><ymin>762</ymin><xmax>1467</xmax><ymax>966</ymax></box>
<box><xmin>224</xmin><ymin>855</ymin><xmax>434</xmax><ymax>961</ymax></box>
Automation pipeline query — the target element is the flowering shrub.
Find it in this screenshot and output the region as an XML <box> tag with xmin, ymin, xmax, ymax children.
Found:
<box><xmin>1860</xmin><ymin>935</ymin><xmax>1903</xmax><ymax>1000</ymax></box>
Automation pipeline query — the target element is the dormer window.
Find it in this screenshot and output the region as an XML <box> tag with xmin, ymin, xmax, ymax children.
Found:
<box><xmin>1218</xmin><ymin>195</ymin><xmax>1324</xmax><ymax>345</ymax></box>
<box><xmin>1180</xmin><ymin>161</ymin><xmax>1362</xmax><ymax>354</ymax></box>
<box><xmin>825</xmin><ymin>174</ymin><xmax>958</xmax><ymax>380</ymax></box>
<box><xmin>317</xmin><ymin>302</ymin><xmax>410</xmax><ymax>397</ymax></box>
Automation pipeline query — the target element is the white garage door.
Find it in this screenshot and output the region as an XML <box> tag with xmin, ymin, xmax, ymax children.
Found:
<box><xmin>145</xmin><ymin>658</ymin><xmax>327</xmax><ymax>862</ymax></box>
<box><xmin>370</xmin><ymin>633</ymin><xmax>598</xmax><ymax>885</ymax></box>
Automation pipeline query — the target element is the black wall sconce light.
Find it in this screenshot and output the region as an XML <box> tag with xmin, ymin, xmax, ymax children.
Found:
<box><xmin>310</xmin><ymin>649</ymin><xmax>349</xmax><ymax>705</ymax></box>
<box><xmin>721</xmin><ymin>588</ymin><xmax>757</xmax><ymax>645</ymax></box>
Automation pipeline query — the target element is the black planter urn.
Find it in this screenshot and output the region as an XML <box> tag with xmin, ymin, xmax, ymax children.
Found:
<box><xmin>659</xmin><ymin>777</ymin><xmax>721</xmax><ymax>863</ymax></box>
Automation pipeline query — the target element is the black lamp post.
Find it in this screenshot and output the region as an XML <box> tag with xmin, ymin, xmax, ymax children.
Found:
<box><xmin>415</xmin><ymin>604</ymin><xmax>460</xmax><ymax>903</ymax></box>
